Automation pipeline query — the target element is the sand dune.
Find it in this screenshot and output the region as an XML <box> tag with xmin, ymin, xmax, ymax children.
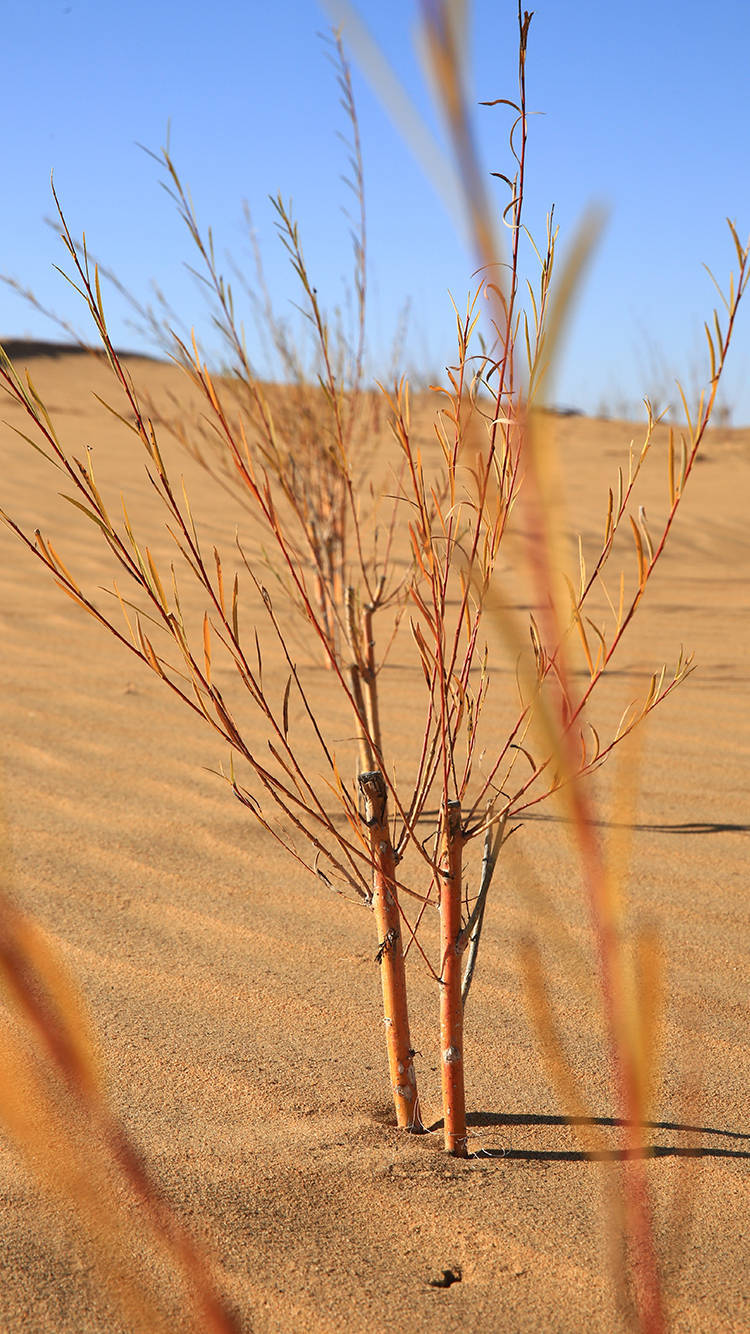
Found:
<box><xmin>0</xmin><ymin>351</ymin><xmax>748</xmax><ymax>1331</ymax></box>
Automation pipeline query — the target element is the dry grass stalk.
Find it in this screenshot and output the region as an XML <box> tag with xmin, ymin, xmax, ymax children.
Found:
<box><xmin>0</xmin><ymin>849</ymin><xmax>240</xmax><ymax>1333</ymax></box>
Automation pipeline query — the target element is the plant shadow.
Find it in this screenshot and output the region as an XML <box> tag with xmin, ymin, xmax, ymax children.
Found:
<box><xmin>519</xmin><ymin>813</ymin><xmax>750</xmax><ymax>836</ymax></box>
<box><xmin>426</xmin><ymin>1111</ymin><xmax>750</xmax><ymax>1162</ymax></box>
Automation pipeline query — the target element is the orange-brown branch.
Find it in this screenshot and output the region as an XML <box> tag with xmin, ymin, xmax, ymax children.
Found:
<box><xmin>359</xmin><ymin>771</ymin><xmax>421</xmax><ymax>1130</ymax></box>
<box><xmin>438</xmin><ymin>799</ymin><xmax>467</xmax><ymax>1156</ymax></box>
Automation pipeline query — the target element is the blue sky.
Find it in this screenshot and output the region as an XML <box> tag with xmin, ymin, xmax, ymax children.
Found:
<box><xmin>3</xmin><ymin>1</ymin><xmax>749</xmax><ymax>420</ymax></box>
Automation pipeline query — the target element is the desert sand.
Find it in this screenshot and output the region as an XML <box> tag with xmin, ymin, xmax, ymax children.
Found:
<box><xmin>0</xmin><ymin>349</ymin><xmax>747</xmax><ymax>1332</ymax></box>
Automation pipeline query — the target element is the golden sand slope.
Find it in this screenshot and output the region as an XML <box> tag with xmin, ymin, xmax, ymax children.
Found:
<box><xmin>0</xmin><ymin>353</ymin><xmax>748</xmax><ymax>1332</ymax></box>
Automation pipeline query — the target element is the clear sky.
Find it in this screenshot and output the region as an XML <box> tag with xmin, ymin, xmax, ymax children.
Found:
<box><xmin>3</xmin><ymin>1</ymin><xmax>749</xmax><ymax>421</ymax></box>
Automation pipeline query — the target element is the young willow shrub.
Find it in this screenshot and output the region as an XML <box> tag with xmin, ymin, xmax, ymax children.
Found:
<box><xmin>1</xmin><ymin>24</ymin><xmax>748</xmax><ymax>1334</ymax></box>
<box><xmin>1</xmin><ymin>6</ymin><xmax>747</xmax><ymax>1158</ymax></box>
<box><xmin>2</xmin><ymin>7</ymin><xmax>748</xmax><ymax>1330</ymax></box>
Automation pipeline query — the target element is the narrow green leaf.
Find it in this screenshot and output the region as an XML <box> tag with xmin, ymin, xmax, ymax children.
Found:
<box><xmin>61</xmin><ymin>494</ymin><xmax>111</xmax><ymax>536</ymax></box>
<box><xmin>282</xmin><ymin>674</ymin><xmax>292</xmax><ymax>738</ymax></box>
<box><xmin>704</xmin><ymin>323</ymin><xmax>717</xmax><ymax>382</ymax></box>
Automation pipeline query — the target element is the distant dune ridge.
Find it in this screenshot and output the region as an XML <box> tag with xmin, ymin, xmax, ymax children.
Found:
<box><xmin>0</xmin><ymin>337</ymin><xmax>161</xmax><ymax>362</ymax></box>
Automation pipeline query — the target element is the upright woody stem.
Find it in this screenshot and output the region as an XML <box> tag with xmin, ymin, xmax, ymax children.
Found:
<box><xmin>358</xmin><ymin>771</ymin><xmax>422</xmax><ymax>1130</ymax></box>
<box><xmin>439</xmin><ymin>800</ymin><xmax>468</xmax><ymax>1156</ymax></box>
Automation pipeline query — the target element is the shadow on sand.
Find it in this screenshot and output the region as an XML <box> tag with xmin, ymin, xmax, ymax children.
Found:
<box><xmin>425</xmin><ymin>1111</ymin><xmax>750</xmax><ymax>1162</ymax></box>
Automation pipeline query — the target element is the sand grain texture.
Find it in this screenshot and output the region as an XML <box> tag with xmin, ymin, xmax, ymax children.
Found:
<box><xmin>0</xmin><ymin>353</ymin><xmax>748</xmax><ymax>1332</ymax></box>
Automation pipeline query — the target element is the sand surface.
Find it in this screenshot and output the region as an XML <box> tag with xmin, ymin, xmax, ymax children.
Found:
<box><xmin>0</xmin><ymin>351</ymin><xmax>748</xmax><ymax>1332</ymax></box>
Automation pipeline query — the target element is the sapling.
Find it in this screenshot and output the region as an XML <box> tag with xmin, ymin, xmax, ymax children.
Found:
<box><xmin>1</xmin><ymin>10</ymin><xmax>747</xmax><ymax>1216</ymax></box>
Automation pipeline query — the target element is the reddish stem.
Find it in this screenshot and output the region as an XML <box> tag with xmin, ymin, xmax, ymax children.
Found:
<box><xmin>438</xmin><ymin>799</ymin><xmax>467</xmax><ymax>1156</ymax></box>
<box><xmin>359</xmin><ymin>771</ymin><xmax>422</xmax><ymax>1130</ymax></box>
